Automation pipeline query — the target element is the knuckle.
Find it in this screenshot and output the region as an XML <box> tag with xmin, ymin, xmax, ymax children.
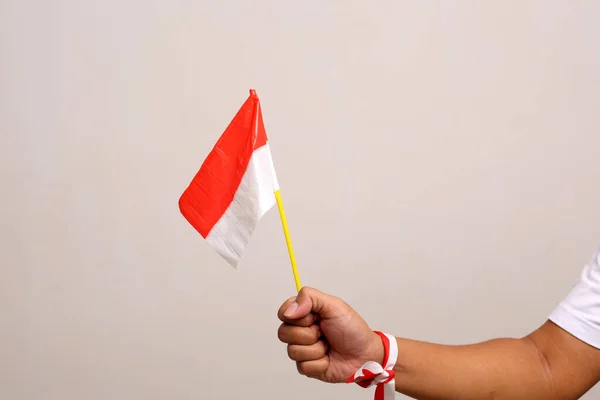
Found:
<box><xmin>304</xmin><ymin>313</ymin><xmax>317</xmax><ymax>326</ymax></box>
<box><xmin>311</xmin><ymin>326</ymin><xmax>321</xmax><ymax>342</ymax></box>
<box><xmin>296</xmin><ymin>361</ymin><xmax>310</xmax><ymax>376</ymax></box>
<box><xmin>297</xmin><ymin>315</ymin><xmax>312</xmax><ymax>327</ymax></box>
<box><xmin>287</xmin><ymin>345</ymin><xmax>298</xmax><ymax>361</ymax></box>
<box><xmin>277</xmin><ymin>324</ymin><xmax>287</xmax><ymax>342</ymax></box>
<box><xmin>316</xmin><ymin>341</ymin><xmax>327</xmax><ymax>357</ymax></box>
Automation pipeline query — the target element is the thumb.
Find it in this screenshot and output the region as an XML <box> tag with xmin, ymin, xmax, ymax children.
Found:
<box><xmin>283</xmin><ymin>286</ymin><xmax>332</xmax><ymax>320</ymax></box>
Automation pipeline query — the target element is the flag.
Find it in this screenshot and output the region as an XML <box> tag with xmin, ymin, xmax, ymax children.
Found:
<box><xmin>178</xmin><ymin>89</ymin><xmax>279</xmax><ymax>267</ymax></box>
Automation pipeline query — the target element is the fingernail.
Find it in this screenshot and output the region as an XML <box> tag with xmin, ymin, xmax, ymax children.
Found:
<box><xmin>284</xmin><ymin>301</ymin><xmax>298</xmax><ymax>317</ymax></box>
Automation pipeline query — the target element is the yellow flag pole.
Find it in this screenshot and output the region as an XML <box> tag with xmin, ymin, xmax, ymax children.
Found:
<box><xmin>274</xmin><ymin>190</ymin><xmax>302</xmax><ymax>292</ymax></box>
<box><xmin>251</xmin><ymin>89</ymin><xmax>301</xmax><ymax>292</ymax></box>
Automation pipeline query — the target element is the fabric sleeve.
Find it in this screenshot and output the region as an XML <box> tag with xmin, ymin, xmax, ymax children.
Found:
<box><xmin>549</xmin><ymin>246</ymin><xmax>600</xmax><ymax>349</ymax></box>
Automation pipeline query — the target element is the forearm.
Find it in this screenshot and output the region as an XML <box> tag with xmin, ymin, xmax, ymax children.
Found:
<box><xmin>392</xmin><ymin>336</ymin><xmax>554</xmax><ymax>400</ymax></box>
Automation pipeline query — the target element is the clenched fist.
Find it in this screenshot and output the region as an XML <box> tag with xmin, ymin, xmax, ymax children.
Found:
<box><xmin>277</xmin><ymin>287</ymin><xmax>384</xmax><ymax>383</ymax></box>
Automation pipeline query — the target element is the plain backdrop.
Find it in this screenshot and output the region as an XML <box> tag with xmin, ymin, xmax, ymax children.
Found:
<box><xmin>2</xmin><ymin>1</ymin><xmax>600</xmax><ymax>399</ymax></box>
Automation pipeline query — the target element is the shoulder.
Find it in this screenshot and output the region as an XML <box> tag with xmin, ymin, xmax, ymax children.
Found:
<box><xmin>549</xmin><ymin>246</ymin><xmax>600</xmax><ymax>349</ymax></box>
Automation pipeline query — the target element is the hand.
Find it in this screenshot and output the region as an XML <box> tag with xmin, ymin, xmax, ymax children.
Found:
<box><xmin>277</xmin><ymin>287</ymin><xmax>384</xmax><ymax>383</ymax></box>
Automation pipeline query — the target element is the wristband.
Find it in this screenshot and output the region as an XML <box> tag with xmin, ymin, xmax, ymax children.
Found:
<box><xmin>346</xmin><ymin>331</ymin><xmax>398</xmax><ymax>400</ymax></box>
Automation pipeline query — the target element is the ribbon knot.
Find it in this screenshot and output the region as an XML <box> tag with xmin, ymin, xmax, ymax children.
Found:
<box><xmin>346</xmin><ymin>331</ymin><xmax>398</xmax><ymax>400</ymax></box>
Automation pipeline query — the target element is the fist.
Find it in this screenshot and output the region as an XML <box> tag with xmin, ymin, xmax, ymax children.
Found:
<box><xmin>277</xmin><ymin>287</ymin><xmax>384</xmax><ymax>383</ymax></box>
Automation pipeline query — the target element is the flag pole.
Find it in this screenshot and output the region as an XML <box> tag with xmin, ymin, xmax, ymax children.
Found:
<box><xmin>250</xmin><ymin>89</ymin><xmax>302</xmax><ymax>292</ymax></box>
<box><xmin>274</xmin><ymin>190</ymin><xmax>302</xmax><ymax>292</ymax></box>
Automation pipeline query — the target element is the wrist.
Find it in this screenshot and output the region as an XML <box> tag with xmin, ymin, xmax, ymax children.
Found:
<box><xmin>348</xmin><ymin>331</ymin><xmax>398</xmax><ymax>398</ymax></box>
<box><xmin>367</xmin><ymin>331</ymin><xmax>386</xmax><ymax>365</ymax></box>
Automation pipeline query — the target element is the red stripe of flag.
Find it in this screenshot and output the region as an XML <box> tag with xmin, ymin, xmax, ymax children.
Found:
<box><xmin>178</xmin><ymin>89</ymin><xmax>268</xmax><ymax>238</ymax></box>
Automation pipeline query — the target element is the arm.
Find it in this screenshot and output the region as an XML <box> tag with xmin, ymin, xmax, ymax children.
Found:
<box><xmin>278</xmin><ymin>287</ymin><xmax>600</xmax><ymax>400</ymax></box>
<box><xmin>391</xmin><ymin>320</ymin><xmax>600</xmax><ymax>400</ymax></box>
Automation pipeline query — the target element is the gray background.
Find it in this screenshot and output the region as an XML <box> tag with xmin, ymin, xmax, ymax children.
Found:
<box><xmin>2</xmin><ymin>1</ymin><xmax>600</xmax><ymax>399</ymax></box>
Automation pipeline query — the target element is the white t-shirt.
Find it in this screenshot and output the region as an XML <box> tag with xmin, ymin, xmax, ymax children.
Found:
<box><xmin>549</xmin><ymin>247</ymin><xmax>600</xmax><ymax>349</ymax></box>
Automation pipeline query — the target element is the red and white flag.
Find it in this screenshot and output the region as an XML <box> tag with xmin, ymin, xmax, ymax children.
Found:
<box><xmin>179</xmin><ymin>89</ymin><xmax>279</xmax><ymax>267</ymax></box>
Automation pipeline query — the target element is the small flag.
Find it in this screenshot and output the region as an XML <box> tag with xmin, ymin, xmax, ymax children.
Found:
<box><xmin>179</xmin><ymin>89</ymin><xmax>280</xmax><ymax>267</ymax></box>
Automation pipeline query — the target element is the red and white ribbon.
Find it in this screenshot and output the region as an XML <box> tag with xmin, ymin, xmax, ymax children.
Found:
<box><xmin>346</xmin><ymin>331</ymin><xmax>398</xmax><ymax>400</ymax></box>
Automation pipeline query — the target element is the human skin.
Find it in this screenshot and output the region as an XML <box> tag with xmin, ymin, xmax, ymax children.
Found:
<box><xmin>277</xmin><ymin>287</ymin><xmax>600</xmax><ymax>400</ymax></box>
